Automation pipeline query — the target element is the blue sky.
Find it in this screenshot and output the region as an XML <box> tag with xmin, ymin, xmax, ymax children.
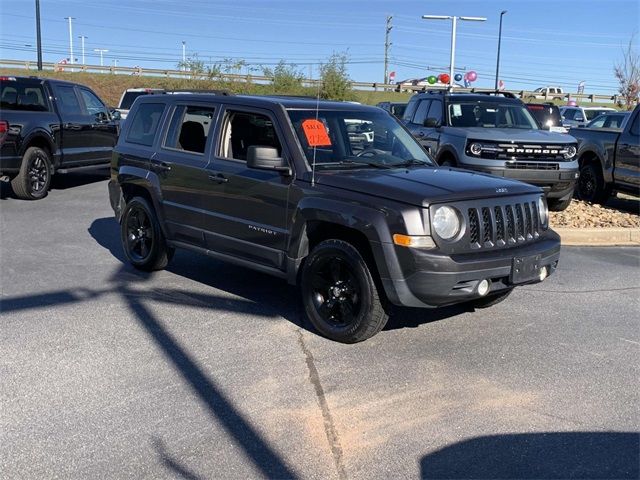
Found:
<box><xmin>1</xmin><ymin>0</ymin><xmax>638</xmax><ymax>94</ymax></box>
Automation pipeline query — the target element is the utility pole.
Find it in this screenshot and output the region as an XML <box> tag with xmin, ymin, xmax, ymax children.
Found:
<box><xmin>383</xmin><ymin>15</ymin><xmax>392</xmax><ymax>84</ymax></box>
<box><xmin>78</xmin><ymin>35</ymin><xmax>87</xmax><ymax>65</ymax></box>
<box><xmin>35</xmin><ymin>0</ymin><xmax>42</xmax><ymax>70</ymax></box>
<box><xmin>64</xmin><ymin>17</ymin><xmax>75</xmax><ymax>65</ymax></box>
<box><xmin>94</xmin><ymin>48</ymin><xmax>108</xmax><ymax>66</ymax></box>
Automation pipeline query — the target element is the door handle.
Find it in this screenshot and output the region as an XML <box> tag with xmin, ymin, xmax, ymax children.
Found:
<box><xmin>152</xmin><ymin>161</ymin><xmax>171</xmax><ymax>172</ymax></box>
<box><xmin>208</xmin><ymin>173</ymin><xmax>228</xmax><ymax>184</ymax></box>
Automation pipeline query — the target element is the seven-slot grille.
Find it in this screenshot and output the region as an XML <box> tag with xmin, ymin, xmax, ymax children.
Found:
<box><xmin>467</xmin><ymin>200</ymin><xmax>541</xmax><ymax>249</ymax></box>
<box><xmin>471</xmin><ymin>142</ymin><xmax>571</xmax><ymax>161</ymax></box>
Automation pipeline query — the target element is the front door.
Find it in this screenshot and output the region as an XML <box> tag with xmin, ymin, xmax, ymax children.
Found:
<box><xmin>77</xmin><ymin>87</ymin><xmax>118</xmax><ymax>163</ymax></box>
<box><xmin>203</xmin><ymin>107</ymin><xmax>291</xmax><ymax>270</ymax></box>
<box><xmin>50</xmin><ymin>83</ymin><xmax>89</xmax><ymax>165</ymax></box>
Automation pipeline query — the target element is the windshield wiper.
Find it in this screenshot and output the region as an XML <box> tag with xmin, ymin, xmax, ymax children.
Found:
<box><xmin>390</xmin><ymin>158</ymin><xmax>432</xmax><ymax>168</ymax></box>
<box><xmin>331</xmin><ymin>159</ymin><xmax>393</xmax><ymax>169</ymax></box>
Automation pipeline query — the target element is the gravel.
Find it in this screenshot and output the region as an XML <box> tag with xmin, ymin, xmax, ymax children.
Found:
<box><xmin>550</xmin><ymin>198</ymin><xmax>640</xmax><ymax>228</ymax></box>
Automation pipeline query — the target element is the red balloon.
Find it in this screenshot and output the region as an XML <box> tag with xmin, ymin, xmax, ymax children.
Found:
<box><xmin>439</xmin><ymin>73</ymin><xmax>450</xmax><ymax>84</ymax></box>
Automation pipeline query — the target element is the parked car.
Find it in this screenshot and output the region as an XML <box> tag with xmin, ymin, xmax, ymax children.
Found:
<box><xmin>402</xmin><ymin>90</ymin><xmax>579</xmax><ymax>211</ymax></box>
<box><xmin>559</xmin><ymin>106</ymin><xmax>617</xmax><ymax>128</ymax></box>
<box><xmin>528</xmin><ymin>86</ymin><xmax>564</xmax><ymax>100</ymax></box>
<box><xmin>108</xmin><ymin>93</ymin><xmax>560</xmax><ymax>343</ymax></box>
<box><xmin>0</xmin><ymin>76</ymin><xmax>119</xmax><ymax>199</ymax></box>
<box><xmin>584</xmin><ymin>111</ymin><xmax>631</xmax><ymax>130</ymax></box>
<box><xmin>525</xmin><ymin>103</ymin><xmax>567</xmax><ymax>133</ymax></box>
<box><xmin>569</xmin><ymin>105</ymin><xmax>640</xmax><ymax>203</ymax></box>
<box><xmin>376</xmin><ymin>101</ymin><xmax>407</xmax><ymax>118</ymax></box>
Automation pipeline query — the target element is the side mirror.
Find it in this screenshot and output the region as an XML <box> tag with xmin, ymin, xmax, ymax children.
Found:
<box><xmin>247</xmin><ymin>146</ymin><xmax>291</xmax><ymax>175</ymax></box>
<box><xmin>423</xmin><ymin>117</ymin><xmax>441</xmax><ymax>128</ymax></box>
<box><xmin>110</xmin><ymin>109</ymin><xmax>122</xmax><ymax>121</ymax></box>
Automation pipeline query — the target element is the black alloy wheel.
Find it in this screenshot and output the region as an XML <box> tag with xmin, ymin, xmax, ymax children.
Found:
<box><xmin>125</xmin><ymin>204</ymin><xmax>154</xmax><ymax>263</ymax></box>
<box><xmin>27</xmin><ymin>152</ymin><xmax>49</xmax><ymax>194</ymax></box>
<box><xmin>301</xmin><ymin>239</ymin><xmax>389</xmax><ymax>343</ymax></box>
<box><xmin>11</xmin><ymin>146</ymin><xmax>52</xmax><ymax>200</ymax></box>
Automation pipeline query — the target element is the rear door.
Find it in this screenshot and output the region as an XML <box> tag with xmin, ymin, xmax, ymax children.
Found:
<box><xmin>615</xmin><ymin>109</ymin><xmax>640</xmax><ymax>187</ymax></box>
<box><xmin>202</xmin><ymin>106</ymin><xmax>292</xmax><ymax>269</ymax></box>
<box><xmin>406</xmin><ymin>98</ymin><xmax>431</xmax><ymax>145</ymax></box>
<box><xmin>152</xmin><ymin>102</ymin><xmax>219</xmax><ymax>247</ymax></box>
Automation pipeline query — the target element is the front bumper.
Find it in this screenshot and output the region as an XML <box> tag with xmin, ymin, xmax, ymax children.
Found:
<box><xmin>380</xmin><ymin>230</ymin><xmax>561</xmax><ymax>308</ymax></box>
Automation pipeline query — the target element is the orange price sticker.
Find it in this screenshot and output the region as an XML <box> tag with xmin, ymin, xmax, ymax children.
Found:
<box><xmin>301</xmin><ymin>119</ymin><xmax>332</xmax><ymax>147</ymax></box>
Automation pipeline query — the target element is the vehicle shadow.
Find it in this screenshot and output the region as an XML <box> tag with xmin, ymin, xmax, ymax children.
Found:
<box><xmin>605</xmin><ymin>194</ymin><xmax>640</xmax><ymax>215</ymax></box>
<box><xmin>420</xmin><ymin>431</ymin><xmax>639</xmax><ymax>479</ymax></box>
<box><xmin>0</xmin><ymin>169</ymin><xmax>110</xmax><ymax>199</ymax></box>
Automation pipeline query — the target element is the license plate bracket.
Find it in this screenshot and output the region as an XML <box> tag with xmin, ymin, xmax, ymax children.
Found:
<box><xmin>510</xmin><ymin>254</ymin><xmax>542</xmax><ymax>284</ymax></box>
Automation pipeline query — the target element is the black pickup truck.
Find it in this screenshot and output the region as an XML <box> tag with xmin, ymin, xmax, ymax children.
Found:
<box><xmin>108</xmin><ymin>94</ymin><xmax>560</xmax><ymax>343</ymax></box>
<box><xmin>0</xmin><ymin>76</ymin><xmax>119</xmax><ymax>199</ymax></box>
<box><xmin>570</xmin><ymin>105</ymin><xmax>640</xmax><ymax>203</ymax></box>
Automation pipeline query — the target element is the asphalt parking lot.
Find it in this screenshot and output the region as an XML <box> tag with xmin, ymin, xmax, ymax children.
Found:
<box><xmin>1</xmin><ymin>172</ymin><xmax>639</xmax><ymax>480</ymax></box>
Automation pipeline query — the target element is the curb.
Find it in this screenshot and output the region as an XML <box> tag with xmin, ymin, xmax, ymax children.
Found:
<box><xmin>554</xmin><ymin>227</ymin><xmax>640</xmax><ymax>246</ymax></box>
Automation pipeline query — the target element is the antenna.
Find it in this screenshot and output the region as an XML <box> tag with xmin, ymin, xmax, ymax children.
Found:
<box><xmin>311</xmin><ymin>64</ymin><xmax>321</xmax><ymax>187</ymax></box>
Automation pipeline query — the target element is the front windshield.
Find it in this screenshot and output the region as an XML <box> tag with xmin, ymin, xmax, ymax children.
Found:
<box><xmin>287</xmin><ymin>109</ymin><xmax>434</xmax><ymax>170</ymax></box>
<box><xmin>447</xmin><ymin>101</ymin><xmax>539</xmax><ymax>129</ymax></box>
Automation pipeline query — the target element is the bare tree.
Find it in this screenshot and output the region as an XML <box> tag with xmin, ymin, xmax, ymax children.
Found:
<box><xmin>614</xmin><ymin>34</ymin><xmax>640</xmax><ymax>109</ymax></box>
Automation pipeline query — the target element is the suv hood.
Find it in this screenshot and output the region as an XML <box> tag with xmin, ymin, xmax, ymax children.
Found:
<box><xmin>446</xmin><ymin>126</ymin><xmax>575</xmax><ymax>143</ymax></box>
<box><xmin>316</xmin><ymin>167</ymin><xmax>540</xmax><ymax>206</ymax></box>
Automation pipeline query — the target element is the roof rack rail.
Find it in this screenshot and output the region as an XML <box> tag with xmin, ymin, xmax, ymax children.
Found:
<box><xmin>467</xmin><ymin>89</ymin><xmax>518</xmax><ymax>99</ymax></box>
<box><xmin>166</xmin><ymin>89</ymin><xmax>233</xmax><ymax>96</ymax></box>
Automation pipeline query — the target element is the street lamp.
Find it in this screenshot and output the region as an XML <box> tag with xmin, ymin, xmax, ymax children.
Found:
<box><xmin>422</xmin><ymin>15</ymin><xmax>487</xmax><ymax>89</ymax></box>
<box><xmin>495</xmin><ymin>10</ymin><xmax>507</xmax><ymax>90</ymax></box>
<box><xmin>94</xmin><ymin>48</ymin><xmax>108</xmax><ymax>66</ymax></box>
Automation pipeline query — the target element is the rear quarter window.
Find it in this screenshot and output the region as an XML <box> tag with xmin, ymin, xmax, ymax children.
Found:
<box><xmin>125</xmin><ymin>103</ymin><xmax>166</xmax><ymax>147</ymax></box>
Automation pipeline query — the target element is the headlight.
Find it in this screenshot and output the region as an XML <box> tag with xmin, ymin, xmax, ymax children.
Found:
<box><xmin>563</xmin><ymin>145</ymin><xmax>577</xmax><ymax>159</ymax></box>
<box><xmin>538</xmin><ymin>196</ymin><xmax>548</xmax><ymax>227</ymax></box>
<box><xmin>432</xmin><ymin>206</ymin><xmax>461</xmax><ymax>240</ymax></box>
<box><xmin>469</xmin><ymin>142</ymin><xmax>482</xmax><ymax>156</ymax></box>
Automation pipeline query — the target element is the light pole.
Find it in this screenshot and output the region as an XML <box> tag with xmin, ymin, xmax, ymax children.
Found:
<box><xmin>181</xmin><ymin>41</ymin><xmax>186</xmax><ymax>70</ymax></box>
<box><xmin>64</xmin><ymin>17</ymin><xmax>75</xmax><ymax>64</ymax></box>
<box><xmin>495</xmin><ymin>10</ymin><xmax>507</xmax><ymax>90</ymax></box>
<box><xmin>422</xmin><ymin>15</ymin><xmax>486</xmax><ymax>88</ymax></box>
<box><xmin>35</xmin><ymin>0</ymin><xmax>42</xmax><ymax>70</ymax></box>
<box><xmin>78</xmin><ymin>35</ymin><xmax>87</xmax><ymax>65</ymax></box>
<box><xmin>94</xmin><ymin>48</ymin><xmax>108</xmax><ymax>66</ymax></box>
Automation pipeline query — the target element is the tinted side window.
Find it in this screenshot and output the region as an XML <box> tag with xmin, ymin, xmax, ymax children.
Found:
<box><xmin>412</xmin><ymin>99</ymin><xmax>431</xmax><ymax>125</ymax></box>
<box><xmin>0</xmin><ymin>81</ymin><xmax>48</xmax><ymax>111</ymax></box>
<box><xmin>629</xmin><ymin>113</ymin><xmax>640</xmax><ymax>136</ymax></box>
<box><xmin>402</xmin><ymin>98</ymin><xmax>419</xmax><ymax>122</ymax></box>
<box><xmin>426</xmin><ymin>100</ymin><xmax>443</xmax><ymax>123</ymax></box>
<box><xmin>126</xmin><ymin>103</ymin><xmax>165</xmax><ymax>147</ymax></box>
<box><xmin>55</xmin><ymin>85</ymin><xmax>82</xmax><ymax>115</ymax></box>
<box><xmin>220</xmin><ymin>110</ymin><xmax>282</xmax><ymax>161</ymax></box>
<box><xmin>79</xmin><ymin>88</ymin><xmax>107</xmax><ymax>116</ymax></box>
<box><xmin>562</xmin><ymin>108</ymin><xmax>575</xmax><ymax>120</ymax></box>
<box><xmin>164</xmin><ymin>105</ymin><xmax>216</xmax><ymax>154</ymax></box>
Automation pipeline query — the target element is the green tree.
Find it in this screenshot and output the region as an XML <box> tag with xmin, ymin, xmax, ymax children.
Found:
<box><xmin>319</xmin><ymin>52</ymin><xmax>353</xmax><ymax>101</ymax></box>
<box><xmin>177</xmin><ymin>54</ymin><xmax>205</xmax><ymax>79</ymax></box>
<box><xmin>263</xmin><ymin>60</ymin><xmax>305</xmax><ymax>93</ymax></box>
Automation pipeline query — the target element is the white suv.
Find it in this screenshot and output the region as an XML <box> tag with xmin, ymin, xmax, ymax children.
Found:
<box><xmin>560</xmin><ymin>106</ymin><xmax>617</xmax><ymax>128</ymax></box>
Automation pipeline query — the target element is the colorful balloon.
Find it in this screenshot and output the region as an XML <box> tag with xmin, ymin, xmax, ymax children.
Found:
<box><xmin>439</xmin><ymin>73</ymin><xmax>450</xmax><ymax>84</ymax></box>
<box><xmin>466</xmin><ymin>70</ymin><xmax>478</xmax><ymax>82</ymax></box>
<box><xmin>427</xmin><ymin>75</ymin><xmax>437</xmax><ymax>85</ymax></box>
<box><xmin>454</xmin><ymin>73</ymin><xmax>463</xmax><ymax>82</ymax></box>
<box><xmin>567</xmin><ymin>99</ymin><xmax>577</xmax><ymax>106</ymax></box>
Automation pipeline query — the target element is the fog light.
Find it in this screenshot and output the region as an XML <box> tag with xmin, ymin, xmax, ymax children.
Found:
<box><xmin>539</xmin><ymin>266</ymin><xmax>548</xmax><ymax>282</ymax></box>
<box><xmin>477</xmin><ymin>279</ymin><xmax>490</xmax><ymax>296</ymax></box>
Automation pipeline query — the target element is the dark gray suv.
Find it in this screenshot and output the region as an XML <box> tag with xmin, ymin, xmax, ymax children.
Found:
<box><xmin>109</xmin><ymin>94</ymin><xmax>560</xmax><ymax>343</ymax></box>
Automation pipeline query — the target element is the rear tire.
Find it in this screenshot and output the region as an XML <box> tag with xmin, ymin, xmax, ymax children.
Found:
<box><xmin>547</xmin><ymin>197</ymin><xmax>572</xmax><ymax>211</ymax></box>
<box><xmin>577</xmin><ymin>162</ymin><xmax>611</xmax><ymax>204</ymax></box>
<box><xmin>301</xmin><ymin>239</ymin><xmax>388</xmax><ymax>343</ymax></box>
<box><xmin>121</xmin><ymin>196</ymin><xmax>174</xmax><ymax>271</ymax></box>
<box><xmin>470</xmin><ymin>289</ymin><xmax>513</xmax><ymax>309</ymax></box>
<box><xmin>11</xmin><ymin>146</ymin><xmax>52</xmax><ymax>200</ymax></box>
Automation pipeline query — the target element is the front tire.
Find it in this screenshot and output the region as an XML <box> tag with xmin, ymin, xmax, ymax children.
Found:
<box><xmin>577</xmin><ymin>162</ymin><xmax>611</xmax><ymax>204</ymax></box>
<box><xmin>121</xmin><ymin>196</ymin><xmax>174</xmax><ymax>271</ymax></box>
<box><xmin>11</xmin><ymin>146</ymin><xmax>52</xmax><ymax>200</ymax></box>
<box><xmin>548</xmin><ymin>197</ymin><xmax>572</xmax><ymax>211</ymax></box>
<box><xmin>301</xmin><ymin>240</ymin><xmax>389</xmax><ymax>343</ymax></box>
